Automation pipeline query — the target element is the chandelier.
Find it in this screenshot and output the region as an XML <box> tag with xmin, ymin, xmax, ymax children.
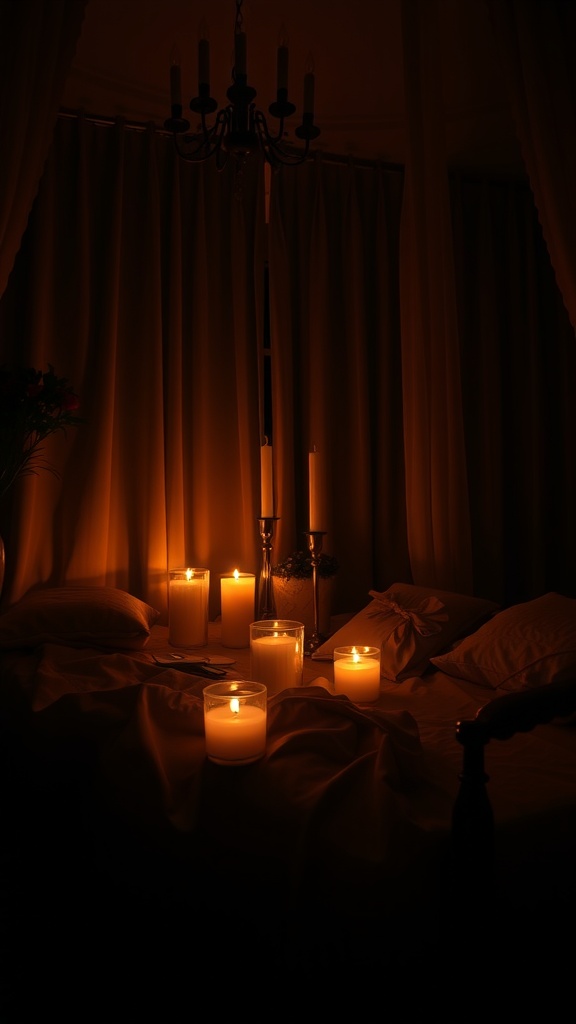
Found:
<box><xmin>164</xmin><ymin>0</ymin><xmax>320</xmax><ymax>169</ymax></box>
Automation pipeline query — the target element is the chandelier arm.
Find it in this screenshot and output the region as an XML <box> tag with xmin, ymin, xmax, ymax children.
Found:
<box><xmin>172</xmin><ymin>108</ymin><xmax>230</xmax><ymax>163</ymax></box>
<box><xmin>165</xmin><ymin>0</ymin><xmax>320</xmax><ymax>173</ymax></box>
<box><xmin>253</xmin><ymin>110</ymin><xmax>311</xmax><ymax>166</ymax></box>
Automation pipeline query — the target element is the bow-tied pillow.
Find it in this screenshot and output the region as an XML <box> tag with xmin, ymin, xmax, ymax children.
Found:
<box><xmin>311</xmin><ymin>582</ymin><xmax>499</xmax><ymax>681</ymax></box>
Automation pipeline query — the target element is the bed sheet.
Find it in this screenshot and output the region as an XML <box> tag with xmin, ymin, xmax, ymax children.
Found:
<box><xmin>2</xmin><ymin>621</ymin><xmax>576</xmax><ymax>916</ymax></box>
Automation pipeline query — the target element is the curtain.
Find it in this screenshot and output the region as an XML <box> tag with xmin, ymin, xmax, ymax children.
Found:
<box><xmin>1</xmin><ymin>2</ymin><xmax>574</xmax><ymax>622</ymax></box>
<box><xmin>484</xmin><ymin>0</ymin><xmax>576</xmax><ymax>331</ymax></box>
<box><xmin>268</xmin><ymin>157</ymin><xmax>410</xmax><ymax>615</ymax></box>
<box><xmin>0</xmin><ymin>116</ymin><xmax>266</xmax><ymax>620</ymax></box>
<box><xmin>451</xmin><ymin>172</ymin><xmax>576</xmax><ymax>605</ymax></box>
<box><xmin>399</xmin><ymin>0</ymin><xmax>473</xmax><ymax>593</ymax></box>
<box><xmin>0</xmin><ymin>0</ymin><xmax>87</xmax><ymax>297</ymax></box>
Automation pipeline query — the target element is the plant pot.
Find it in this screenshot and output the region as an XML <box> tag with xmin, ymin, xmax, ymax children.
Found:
<box><xmin>272</xmin><ymin>575</ymin><xmax>335</xmax><ymax>638</ymax></box>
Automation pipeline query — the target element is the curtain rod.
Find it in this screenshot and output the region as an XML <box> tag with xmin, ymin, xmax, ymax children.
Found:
<box><xmin>57</xmin><ymin>107</ymin><xmax>404</xmax><ymax>173</ymax></box>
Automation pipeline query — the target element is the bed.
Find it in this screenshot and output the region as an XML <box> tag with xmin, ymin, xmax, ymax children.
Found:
<box><xmin>1</xmin><ymin>582</ymin><xmax>575</xmax><ymax>1021</ymax></box>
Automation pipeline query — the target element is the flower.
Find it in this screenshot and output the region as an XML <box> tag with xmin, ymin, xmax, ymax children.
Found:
<box><xmin>271</xmin><ymin>549</ymin><xmax>339</xmax><ymax>581</ymax></box>
<box><xmin>0</xmin><ymin>364</ymin><xmax>81</xmax><ymax>500</ymax></box>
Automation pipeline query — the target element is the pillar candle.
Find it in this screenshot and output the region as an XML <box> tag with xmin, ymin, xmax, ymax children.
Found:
<box><xmin>168</xmin><ymin>568</ymin><xmax>209</xmax><ymax>647</ymax></box>
<box><xmin>333</xmin><ymin>646</ymin><xmax>381</xmax><ymax>703</ymax></box>
<box><xmin>250</xmin><ymin>626</ymin><xmax>304</xmax><ymax>696</ymax></box>
<box><xmin>204</xmin><ymin>694</ymin><xmax>266</xmax><ymax>764</ymax></box>
<box><xmin>220</xmin><ymin>570</ymin><xmax>255</xmax><ymax>648</ymax></box>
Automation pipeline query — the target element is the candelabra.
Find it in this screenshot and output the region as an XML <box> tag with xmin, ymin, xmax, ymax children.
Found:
<box><xmin>257</xmin><ymin>517</ymin><xmax>279</xmax><ymax>619</ymax></box>
<box><xmin>304</xmin><ymin>530</ymin><xmax>327</xmax><ymax>656</ymax></box>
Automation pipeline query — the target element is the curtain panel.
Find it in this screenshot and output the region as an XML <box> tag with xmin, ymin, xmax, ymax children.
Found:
<box><xmin>0</xmin><ymin>117</ymin><xmax>574</xmax><ymax>619</ymax></box>
<box><xmin>0</xmin><ymin>116</ymin><xmax>266</xmax><ymax>620</ymax></box>
<box><xmin>268</xmin><ymin>157</ymin><xmax>410</xmax><ymax>615</ymax></box>
<box><xmin>0</xmin><ymin>0</ymin><xmax>88</xmax><ymax>298</ymax></box>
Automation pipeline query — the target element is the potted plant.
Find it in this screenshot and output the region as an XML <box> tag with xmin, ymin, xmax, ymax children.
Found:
<box><xmin>271</xmin><ymin>549</ymin><xmax>338</xmax><ymax>637</ymax></box>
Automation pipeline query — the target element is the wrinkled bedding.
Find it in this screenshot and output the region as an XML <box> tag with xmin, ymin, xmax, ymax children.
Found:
<box><xmin>3</xmin><ymin>625</ymin><xmax>576</xmax><ymax>1021</ymax></box>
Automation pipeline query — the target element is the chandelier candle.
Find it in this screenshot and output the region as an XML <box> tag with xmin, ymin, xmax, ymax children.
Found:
<box><xmin>168</xmin><ymin>567</ymin><xmax>210</xmax><ymax>647</ymax></box>
<box><xmin>333</xmin><ymin>646</ymin><xmax>381</xmax><ymax>703</ymax></box>
<box><xmin>203</xmin><ymin>681</ymin><xmax>267</xmax><ymax>766</ymax></box>
<box><xmin>220</xmin><ymin>570</ymin><xmax>256</xmax><ymax>648</ymax></box>
<box><xmin>250</xmin><ymin>619</ymin><xmax>304</xmax><ymax>696</ymax></box>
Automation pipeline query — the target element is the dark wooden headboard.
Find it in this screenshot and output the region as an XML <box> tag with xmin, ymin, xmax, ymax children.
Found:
<box><xmin>452</xmin><ymin>675</ymin><xmax>576</xmax><ymax>879</ymax></box>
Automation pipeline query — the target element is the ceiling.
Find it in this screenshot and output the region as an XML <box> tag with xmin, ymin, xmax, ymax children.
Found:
<box><xmin>60</xmin><ymin>0</ymin><xmax>524</xmax><ymax>172</ymax></box>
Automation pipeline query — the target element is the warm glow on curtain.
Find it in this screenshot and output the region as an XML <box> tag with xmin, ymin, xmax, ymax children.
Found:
<box><xmin>0</xmin><ymin>117</ymin><xmax>266</xmax><ymax>620</ymax></box>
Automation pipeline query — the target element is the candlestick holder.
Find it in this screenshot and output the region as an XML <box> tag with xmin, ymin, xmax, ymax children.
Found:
<box><xmin>257</xmin><ymin>517</ymin><xmax>279</xmax><ymax>619</ymax></box>
<box><xmin>304</xmin><ymin>530</ymin><xmax>327</xmax><ymax>656</ymax></box>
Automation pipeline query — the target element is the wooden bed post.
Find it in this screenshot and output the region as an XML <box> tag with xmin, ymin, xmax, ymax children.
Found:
<box><xmin>452</xmin><ymin>719</ymin><xmax>494</xmax><ymax>882</ymax></box>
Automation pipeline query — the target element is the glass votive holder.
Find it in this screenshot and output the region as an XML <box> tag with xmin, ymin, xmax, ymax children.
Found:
<box><xmin>203</xmin><ymin>680</ymin><xmax>267</xmax><ymax>766</ymax></box>
<box><xmin>168</xmin><ymin>567</ymin><xmax>210</xmax><ymax>647</ymax></box>
<box><xmin>220</xmin><ymin>571</ymin><xmax>256</xmax><ymax>648</ymax></box>
<box><xmin>249</xmin><ymin>619</ymin><xmax>305</xmax><ymax>697</ymax></box>
<box><xmin>333</xmin><ymin>645</ymin><xmax>381</xmax><ymax>703</ymax></box>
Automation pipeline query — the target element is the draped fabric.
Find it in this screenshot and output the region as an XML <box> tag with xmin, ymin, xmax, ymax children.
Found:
<box><xmin>399</xmin><ymin>0</ymin><xmax>473</xmax><ymax>593</ymax></box>
<box><xmin>484</xmin><ymin>0</ymin><xmax>576</xmax><ymax>331</ymax></box>
<box><xmin>267</xmin><ymin>158</ymin><xmax>410</xmax><ymax>614</ymax></box>
<box><xmin>0</xmin><ymin>0</ymin><xmax>88</xmax><ymax>298</ymax></box>
<box><xmin>0</xmin><ymin>117</ymin><xmax>266</xmax><ymax>619</ymax></box>
<box><xmin>0</xmin><ymin>0</ymin><xmax>575</xmax><ymax>622</ymax></box>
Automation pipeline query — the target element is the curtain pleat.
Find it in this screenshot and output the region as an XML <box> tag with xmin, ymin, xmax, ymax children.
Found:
<box><xmin>0</xmin><ymin>117</ymin><xmax>265</xmax><ymax>620</ymax></box>
<box><xmin>0</xmin><ymin>63</ymin><xmax>574</xmax><ymax>619</ymax></box>
<box><xmin>485</xmin><ymin>0</ymin><xmax>576</xmax><ymax>331</ymax></box>
<box><xmin>0</xmin><ymin>0</ymin><xmax>88</xmax><ymax>297</ymax></box>
<box><xmin>268</xmin><ymin>158</ymin><xmax>409</xmax><ymax>614</ymax></box>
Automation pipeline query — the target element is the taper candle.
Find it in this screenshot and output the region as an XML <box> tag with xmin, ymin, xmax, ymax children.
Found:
<box><xmin>308</xmin><ymin>446</ymin><xmax>326</xmax><ymax>532</ymax></box>
<box><xmin>261</xmin><ymin>441</ymin><xmax>274</xmax><ymax>518</ymax></box>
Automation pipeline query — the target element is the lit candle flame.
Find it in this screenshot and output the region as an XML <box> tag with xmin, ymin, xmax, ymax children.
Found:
<box><xmin>186</xmin><ymin>568</ymin><xmax>193</xmax><ymax>581</ymax></box>
<box><xmin>230</xmin><ymin>698</ymin><xmax>240</xmax><ymax>715</ymax></box>
<box><xmin>352</xmin><ymin>647</ymin><xmax>360</xmax><ymax>663</ymax></box>
<box><xmin>233</xmin><ymin>569</ymin><xmax>239</xmax><ymax>580</ymax></box>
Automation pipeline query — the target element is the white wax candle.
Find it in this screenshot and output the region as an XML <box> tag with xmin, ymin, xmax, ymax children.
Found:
<box><xmin>198</xmin><ymin>23</ymin><xmax>210</xmax><ymax>87</ymax></box>
<box><xmin>205</xmin><ymin>700</ymin><xmax>266</xmax><ymax>763</ymax></box>
<box><xmin>170</xmin><ymin>56</ymin><xmax>182</xmax><ymax>107</ymax></box>
<box><xmin>277</xmin><ymin>34</ymin><xmax>289</xmax><ymax>92</ymax></box>
<box><xmin>303</xmin><ymin>55</ymin><xmax>315</xmax><ymax>117</ymax></box>
<box><xmin>308</xmin><ymin>447</ymin><xmax>327</xmax><ymax>532</ymax></box>
<box><xmin>260</xmin><ymin>443</ymin><xmax>274</xmax><ymax>518</ymax></box>
<box><xmin>169</xmin><ymin>571</ymin><xmax>209</xmax><ymax>646</ymax></box>
<box><xmin>220</xmin><ymin>570</ymin><xmax>255</xmax><ymax>648</ymax></box>
<box><xmin>235</xmin><ymin>30</ymin><xmax>246</xmax><ymax>76</ymax></box>
<box><xmin>334</xmin><ymin>650</ymin><xmax>381</xmax><ymax>702</ymax></box>
<box><xmin>251</xmin><ymin>633</ymin><xmax>301</xmax><ymax>696</ymax></box>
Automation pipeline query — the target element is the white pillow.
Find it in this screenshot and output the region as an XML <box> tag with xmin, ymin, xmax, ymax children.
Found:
<box><xmin>0</xmin><ymin>586</ymin><xmax>160</xmax><ymax>650</ymax></box>
<box><xmin>430</xmin><ymin>592</ymin><xmax>576</xmax><ymax>691</ymax></box>
<box><xmin>312</xmin><ymin>582</ymin><xmax>499</xmax><ymax>681</ymax></box>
